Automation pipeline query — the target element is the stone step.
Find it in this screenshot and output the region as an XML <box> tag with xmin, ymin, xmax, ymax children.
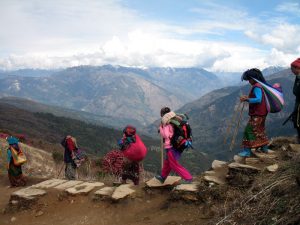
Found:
<box><xmin>111</xmin><ymin>184</ymin><xmax>135</xmax><ymax>200</ymax></box>
<box><xmin>228</xmin><ymin>162</ymin><xmax>261</xmax><ymax>171</ymax></box>
<box><xmin>32</xmin><ymin>179</ymin><xmax>67</xmax><ymax>189</ymax></box>
<box><xmin>287</xmin><ymin>144</ymin><xmax>300</xmax><ymax>153</ymax></box>
<box><xmin>233</xmin><ymin>155</ymin><xmax>246</xmax><ymax>164</ymax></box>
<box><xmin>211</xmin><ymin>160</ymin><xmax>228</xmax><ymax>170</ymax></box>
<box><xmin>145</xmin><ymin>176</ymin><xmax>181</xmax><ymax>188</ymax></box>
<box><xmin>251</xmin><ymin>149</ymin><xmax>277</xmax><ymax>160</ymax></box>
<box><xmin>203</xmin><ymin>175</ymin><xmax>226</xmax><ymax>185</ymax></box>
<box><xmin>66</xmin><ymin>182</ymin><xmax>104</xmax><ymax>195</ymax></box>
<box><xmin>94</xmin><ymin>187</ymin><xmax>116</xmax><ymax>200</ymax></box>
<box><xmin>204</xmin><ymin>160</ymin><xmax>229</xmax><ymax>185</ymax></box>
<box><xmin>54</xmin><ymin>180</ymin><xmax>84</xmax><ymax>190</ymax></box>
<box><xmin>172</xmin><ymin>183</ymin><xmax>199</xmax><ymax>201</ymax></box>
<box><xmin>11</xmin><ymin>187</ymin><xmax>47</xmax><ymax>200</ymax></box>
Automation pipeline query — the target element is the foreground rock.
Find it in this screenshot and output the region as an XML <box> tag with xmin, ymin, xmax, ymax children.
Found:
<box><xmin>32</xmin><ymin>179</ymin><xmax>67</xmax><ymax>189</ymax></box>
<box><xmin>227</xmin><ymin>162</ymin><xmax>261</xmax><ymax>187</ymax></box>
<box><xmin>66</xmin><ymin>182</ymin><xmax>104</xmax><ymax>195</ymax></box>
<box><xmin>203</xmin><ymin>160</ymin><xmax>228</xmax><ymax>185</ymax></box>
<box><xmin>11</xmin><ymin>188</ymin><xmax>46</xmax><ymax>200</ymax></box>
<box><xmin>111</xmin><ymin>184</ymin><xmax>135</xmax><ymax>201</ymax></box>
<box><xmin>6</xmin><ymin>188</ymin><xmax>47</xmax><ymax>212</ymax></box>
<box><xmin>94</xmin><ymin>187</ymin><xmax>116</xmax><ymax>200</ymax></box>
<box><xmin>145</xmin><ymin>176</ymin><xmax>181</xmax><ymax>188</ymax></box>
<box><xmin>172</xmin><ymin>183</ymin><xmax>199</xmax><ymax>201</ymax></box>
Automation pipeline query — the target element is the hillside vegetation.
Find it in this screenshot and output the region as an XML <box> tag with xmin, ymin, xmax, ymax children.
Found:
<box><xmin>0</xmin><ymin>102</ymin><xmax>210</xmax><ymax>174</ymax></box>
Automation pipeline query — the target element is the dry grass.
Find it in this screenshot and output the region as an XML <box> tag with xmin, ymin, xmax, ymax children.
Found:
<box><xmin>209</xmin><ymin>138</ymin><xmax>300</xmax><ymax>225</ymax></box>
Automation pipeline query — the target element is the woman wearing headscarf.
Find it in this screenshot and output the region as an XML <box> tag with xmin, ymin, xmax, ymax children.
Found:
<box><xmin>118</xmin><ymin>125</ymin><xmax>147</xmax><ymax>185</ymax></box>
<box><xmin>6</xmin><ymin>136</ymin><xmax>27</xmax><ymax>187</ymax></box>
<box><xmin>239</xmin><ymin>68</ymin><xmax>269</xmax><ymax>157</ymax></box>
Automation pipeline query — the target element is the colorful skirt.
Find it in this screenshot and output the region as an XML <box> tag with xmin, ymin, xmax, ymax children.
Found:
<box><xmin>121</xmin><ymin>158</ymin><xmax>141</xmax><ymax>185</ymax></box>
<box><xmin>242</xmin><ymin>115</ymin><xmax>269</xmax><ymax>148</ymax></box>
<box><xmin>8</xmin><ymin>163</ymin><xmax>26</xmax><ymax>187</ymax></box>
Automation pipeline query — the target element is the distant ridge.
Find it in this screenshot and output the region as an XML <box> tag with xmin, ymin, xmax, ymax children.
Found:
<box><xmin>0</xmin><ymin>65</ymin><xmax>222</xmax><ymax>127</ymax></box>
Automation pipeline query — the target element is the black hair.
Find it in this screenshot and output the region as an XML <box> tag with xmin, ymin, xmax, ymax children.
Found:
<box><xmin>241</xmin><ymin>68</ymin><xmax>266</xmax><ymax>83</ymax></box>
<box><xmin>160</xmin><ymin>107</ymin><xmax>171</xmax><ymax>117</ymax></box>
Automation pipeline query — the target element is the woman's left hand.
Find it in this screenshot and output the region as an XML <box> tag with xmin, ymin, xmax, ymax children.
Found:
<box><xmin>240</xmin><ymin>95</ymin><xmax>248</xmax><ymax>102</ymax></box>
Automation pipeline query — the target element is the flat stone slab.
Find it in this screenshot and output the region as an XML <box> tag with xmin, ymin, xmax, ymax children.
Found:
<box><xmin>204</xmin><ymin>170</ymin><xmax>216</xmax><ymax>176</ymax></box>
<box><xmin>66</xmin><ymin>182</ymin><xmax>104</xmax><ymax>195</ymax></box>
<box><xmin>251</xmin><ymin>150</ymin><xmax>277</xmax><ymax>159</ymax></box>
<box><xmin>229</xmin><ymin>162</ymin><xmax>261</xmax><ymax>171</ymax></box>
<box><xmin>111</xmin><ymin>184</ymin><xmax>135</xmax><ymax>200</ymax></box>
<box><xmin>288</xmin><ymin>144</ymin><xmax>300</xmax><ymax>153</ymax></box>
<box><xmin>12</xmin><ymin>188</ymin><xmax>46</xmax><ymax>200</ymax></box>
<box><xmin>204</xmin><ymin>175</ymin><xmax>226</xmax><ymax>185</ymax></box>
<box><xmin>94</xmin><ymin>187</ymin><xmax>116</xmax><ymax>198</ymax></box>
<box><xmin>245</xmin><ymin>157</ymin><xmax>260</xmax><ymax>164</ymax></box>
<box><xmin>54</xmin><ymin>180</ymin><xmax>84</xmax><ymax>190</ymax></box>
<box><xmin>32</xmin><ymin>179</ymin><xmax>67</xmax><ymax>189</ymax></box>
<box><xmin>267</xmin><ymin>164</ymin><xmax>279</xmax><ymax>172</ymax></box>
<box><xmin>145</xmin><ymin>176</ymin><xmax>181</xmax><ymax>188</ymax></box>
<box><xmin>233</xmin><ymin>155</ymin><xmax>246</xmax><ymax>164</ymax></box>
<box><xmin>212</xmin><ymin>160</ymin><xmax>228</xmax><ymax>170</ymax></box>
<box><xmin>174</xmin><ymin>183</ymin><xmax>198</xmax><ymax>192</ymax></box>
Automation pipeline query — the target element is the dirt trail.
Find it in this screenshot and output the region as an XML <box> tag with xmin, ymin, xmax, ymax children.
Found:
<box><xmin>0</xmin><ymin>175</ymin><xmax>207</xmax><ymax>225</ymax></box>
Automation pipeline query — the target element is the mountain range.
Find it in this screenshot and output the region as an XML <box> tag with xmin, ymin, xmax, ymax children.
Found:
<box><xmin>0</xmin><ymin>64</ymin><xmax>294</xmax><ymax>170</ymax></box>
<box><xmin>0</xmin><ymin>65</ymin><xmax>223</xmax><ymax>127</ymax></box>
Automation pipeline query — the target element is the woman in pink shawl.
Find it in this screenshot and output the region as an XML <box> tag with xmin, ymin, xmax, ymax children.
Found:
<box><xmin>155</xmin><ymin>107</ymin><xmax>193</xmax><ymax>184</ymax></box>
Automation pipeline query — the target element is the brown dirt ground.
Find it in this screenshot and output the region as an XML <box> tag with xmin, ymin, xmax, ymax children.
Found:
<box><xmin>0</xmin><ymin>174</ymin><xmax>209</xmax><ymax>225</ymax></box>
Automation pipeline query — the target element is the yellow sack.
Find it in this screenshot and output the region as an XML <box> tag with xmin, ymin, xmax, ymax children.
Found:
<box><xmin>10</xmin><ymin>147</ymin><xmax>27</xmax><ymax>166</ymax></box>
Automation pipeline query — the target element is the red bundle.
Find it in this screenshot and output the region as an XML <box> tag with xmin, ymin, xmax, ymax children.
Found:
<box><xmin>102</xmin><ymin>150</ymin><xmax>124</xmax><ymax>176</ymax></box>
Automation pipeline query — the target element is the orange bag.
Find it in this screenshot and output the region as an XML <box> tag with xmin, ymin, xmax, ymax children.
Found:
<box><xmin>10</xmin><ymin>147</ymin><xmax>27</xmax><ymax>166</ymax></box>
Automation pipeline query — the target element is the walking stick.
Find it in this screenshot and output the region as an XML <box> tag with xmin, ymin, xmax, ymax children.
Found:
<box><xmin>160</xmin><ymin>137</ymin><xmax>164</xmax><ymax>168</ymax></box>
<box><xmin>230</xmin><ymin>102</ymin><xmax>245</xmax><ymax>151</ymax></box>
<box><xmin>57</xmin><ymin>162</ymin><xmax>65</xmax><ymax>178</ymax></box>
<box><xmin>224</xmin><ymin>101</ymin><xmax>242</xmax><ymax>144</ymax></box>
<box><xmin>160</xmin><ymin>137</ymin><xmax>164</xmax><ymax>169</ymax></box>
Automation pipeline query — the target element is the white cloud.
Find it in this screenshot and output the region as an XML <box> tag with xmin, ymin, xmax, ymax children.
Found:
<box><xmin>276</xmin><ymin>2</ymin><xmax>300</xmax><ymax>15</ymax></box>
<box><xmin>0</xmin><ymin>0</ymin><xmax>299</xmax><ymax>72</ymax></box>
<box><xmin>245</xmin><ymin>23</ymin><xmax>300</xmax><ymax>53</ymax></box>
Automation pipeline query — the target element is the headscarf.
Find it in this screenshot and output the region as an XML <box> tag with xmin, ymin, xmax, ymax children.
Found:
<box><xmin>291</xmin><ymin>58</ymin><xmax>300</xmax><ymax>68</ymax></box>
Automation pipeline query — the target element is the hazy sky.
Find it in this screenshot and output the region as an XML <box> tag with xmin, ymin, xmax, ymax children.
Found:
<box><xmin>0</xmin><ymin>0</ymin><xmax>299</xmax><ymax>71</ymax></box>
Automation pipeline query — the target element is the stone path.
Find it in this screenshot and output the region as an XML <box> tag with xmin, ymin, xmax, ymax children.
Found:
<box><xmin>203</xmin><ymin>148</ymin><xmax>280</xmax><ymax>186</ymax></box>
<box><xmin>8</xmin><ymin>143</ymin><xmax>288</xmax><ymax>209</ymax></box>
<box><xmin>9</xmin><ymin>175</ymin><xmax>198</xmax><ymax>208</ymax></box>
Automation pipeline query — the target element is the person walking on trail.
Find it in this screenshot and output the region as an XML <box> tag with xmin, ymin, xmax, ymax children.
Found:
<box><xmin>290</xmin><ymin>58</ymin><xmax>300</xmax><ymax>143</ymax></box>
<box><xmin>238</xmin><ymin>68</ymin><xmax>269</xmax><ymax>157</ymax></box>
<box><xmin>118</xmin><ymin>125</ymin><xmax>147</xmax><ymax>185</ymax></box>
<box><xmin>6</xmin><ymin>136</ymin><xmax>26</xmax><ymax>187</ymax></box>
<box><xmin>155</xmin><ymin>107</ymin><xmax>193</xmax><ymax>184</ymax></box>
<box><xmin>61</xmin><ymin>135</ymin><xmax>78</xmax><ymax>180</ymax></box>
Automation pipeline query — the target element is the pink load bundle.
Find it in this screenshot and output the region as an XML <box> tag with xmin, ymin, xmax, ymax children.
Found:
<box><xmin>123</xmin><ymin>134</ymin><xmax>147</xmax><ymax>162</ymax></box>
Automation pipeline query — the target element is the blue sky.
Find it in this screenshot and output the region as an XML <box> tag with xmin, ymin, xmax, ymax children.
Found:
<box><xmin>0</xmin><ymin>0</ymin><xmax>299</xmax><ymax>71</ymax></box>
